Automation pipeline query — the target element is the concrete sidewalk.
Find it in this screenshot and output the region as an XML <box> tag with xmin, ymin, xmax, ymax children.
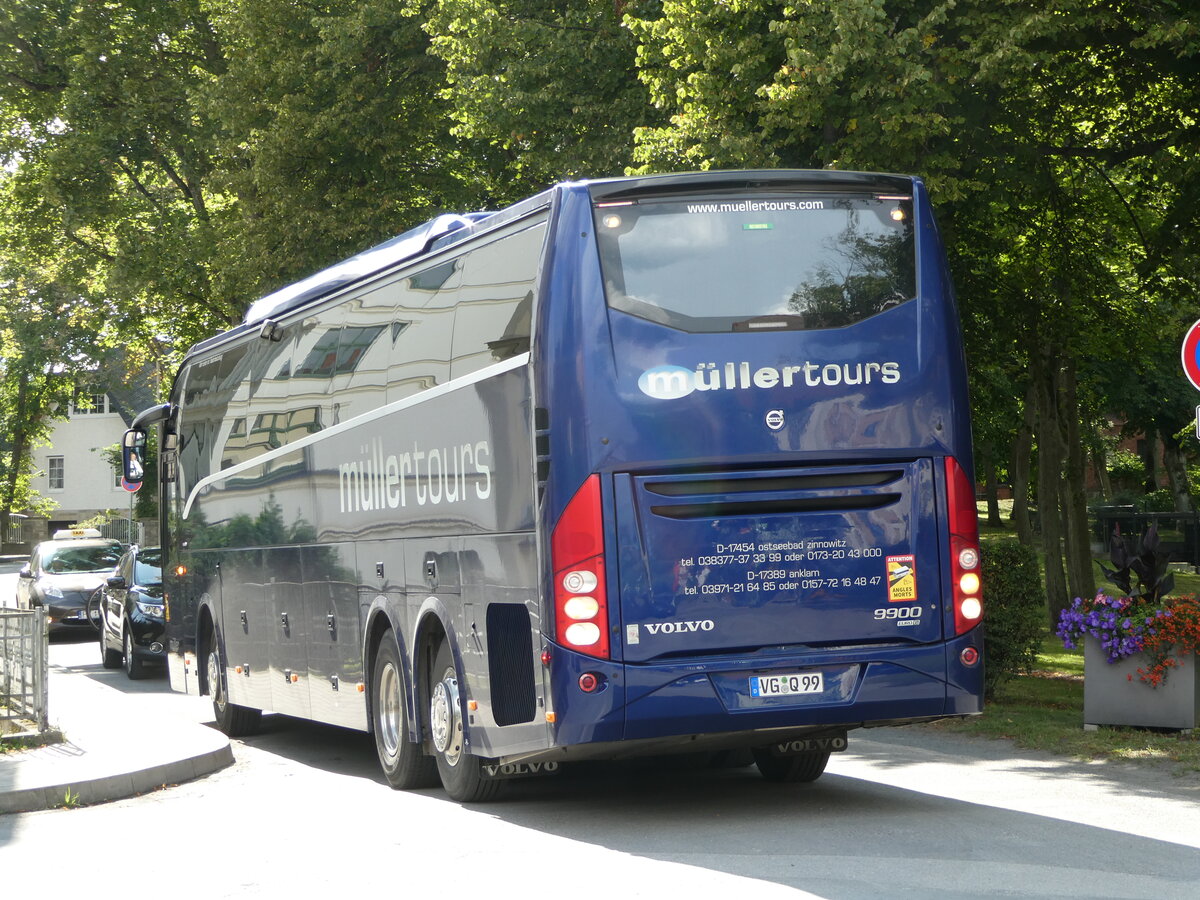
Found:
<box><xmin>0</xmin><ymin>650</ymin><xmax>232</xmax><ymax>814</ymax></box>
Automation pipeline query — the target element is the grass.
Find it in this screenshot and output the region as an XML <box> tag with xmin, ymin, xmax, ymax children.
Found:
<box><xmin>928</xmin><ymin>636</ymin><xmax>1200</xmax><ymax>774</ymax></box>
<box><xmin>937</xmin><ymin>501</ymin><xmax>1200</xmax><ymax>772</ymax></box>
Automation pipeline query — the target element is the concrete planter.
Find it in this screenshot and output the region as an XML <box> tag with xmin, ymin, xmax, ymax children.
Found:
<box><xmin>1083</xmin><ymin>637</ymin><xmax>1200</xmax><ymax>731</ymax></box>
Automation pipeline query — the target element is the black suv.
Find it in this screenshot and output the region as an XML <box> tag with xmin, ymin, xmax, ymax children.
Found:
<box><xmin>95</xmin><ymin>545</ymin><xmax>166</xmax><ymax>679</ymax></box>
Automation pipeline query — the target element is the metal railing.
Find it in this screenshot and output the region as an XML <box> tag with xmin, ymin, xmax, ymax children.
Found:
<box><xmin>5</xmin><ymin>513</ymin><xmax>27</xmax><ymax>546</ymax></box>
<box><xmin>0</xmin><ymin>610</ymin><xmax>49</xmax><ymax>734</ymax></box>
<box><xmin>98</xmin><ymin>516</ymin><xmax>137</xmax><ymax>545</ymax></box>
<box><xmin>1092</xmin><ymin>508</ymin><xmax>1200</xmax><ymax>569</ymax></box>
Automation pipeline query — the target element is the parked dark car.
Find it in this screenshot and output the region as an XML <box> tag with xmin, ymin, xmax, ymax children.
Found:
<box><xmin>15</xmin><ymin>529</ymin><xmax>124</xmax><ymax>632</ymax></box>
<box><xmin>95</xmin><ymin>545</ymin><xmax>166</xmax><ymax>679</ymax></box>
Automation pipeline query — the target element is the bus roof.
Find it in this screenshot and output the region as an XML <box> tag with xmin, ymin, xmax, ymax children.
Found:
<box><xmin>241</xmin><ymin>212</ymin><xmax>492</xmax><ymax>327</ymax></box>
<box><xmin>191</xmin><ymin>170</ymin><xmax>918</xmax><ymax>360</ymax></box>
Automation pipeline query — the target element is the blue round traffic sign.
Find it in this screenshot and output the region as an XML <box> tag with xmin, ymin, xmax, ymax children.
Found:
<box><xmin>120</xmin><ymin>477</ymin><xmax>141</xmax><ymax>493</ymax></box>
<box><xmin>1182</xmin><ymin>319</ymin><xmax>1200</xmax><ymax>391</ymax></box>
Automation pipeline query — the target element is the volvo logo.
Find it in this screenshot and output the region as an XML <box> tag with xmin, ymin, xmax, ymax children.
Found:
<box><xmin>644</xmin><ymin>619</ymin><xmax>715</xmax><ymax>635</ymax></box>
<box><xmin>765</xmin><ymin>409</ymin><xmax>786</xmax><ymax>431</ymax></box>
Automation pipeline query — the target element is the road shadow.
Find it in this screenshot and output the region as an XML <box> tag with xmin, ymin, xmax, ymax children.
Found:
<box><xmin>216</xmin><ymin>715</ymin><xmax>1200</xmax><ymax>898</ymax></box>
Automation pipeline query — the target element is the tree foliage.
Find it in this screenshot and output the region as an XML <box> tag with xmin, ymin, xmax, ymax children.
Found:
<box><xmin>630</xmin><ymin>0</ymin><xmax>1200</xmax><ymax>613</ymax></box>
<box><xmin>423</xmin><ymin>0</ymin><xmax>658</xmax><ymax>202</ymax></box>
<box><xmin>202</xmin><ymin>0</ymin><xmax>480</xmax><ymax>298</ymax></box>
<box><xmin>0</xmin><ymin>0</ymin><xmax>1197</xmax><ymax>598</ymax></box>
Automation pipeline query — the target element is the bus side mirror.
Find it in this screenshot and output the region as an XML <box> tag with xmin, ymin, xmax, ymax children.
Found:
<box><xmin>122</xmin><ymin>429</ymin><xmax>146</xmax><ymax>485</ymax></box>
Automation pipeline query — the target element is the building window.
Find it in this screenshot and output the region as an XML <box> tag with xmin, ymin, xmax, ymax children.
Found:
<box><xmin>48</xmin><ymin>457</ymin><xmax>64</xmax><ymax>491</ymax></box>
<box><xmin>74</xmin><ymin>391</ymin><xmax>107</xmax><ymax>415</ymax></box>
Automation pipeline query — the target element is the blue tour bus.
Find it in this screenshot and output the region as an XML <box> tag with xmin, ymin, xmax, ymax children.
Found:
<box><xmin>124</xmin><ymin>170</ymin><xmax>983</xmax><ymax>801</ymax></box>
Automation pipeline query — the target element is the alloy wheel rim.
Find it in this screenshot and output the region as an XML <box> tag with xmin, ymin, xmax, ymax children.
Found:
<box><xmin>430</xmin><ymin>669</ymin><xmax>462</xmax><ymax>766</ymax></box>
<box><xmin>378</xmin><ymin>662</ymin><xmax>401</xmax><ymax>758</ymax></box>
<box><xmin>207</xmin><ymin>648</ymin><xmax>225</xmax><ymax>712</ymax></box>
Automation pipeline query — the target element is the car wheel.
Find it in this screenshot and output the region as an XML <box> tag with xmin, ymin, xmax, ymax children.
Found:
<box><xmin>751</xmin><ymin>746</ymin><xmax>831</xmax><ymax>783</ymax></box>
<box><xmin>95</xmin><ymin>593</ymin><xmax>121</xmax><ymax>669</ymax></box>
<box><xmin>207</xmin><ymin>624</ymin><xmax>261</xmax><ymax>736</ymax></box>
<box><xmin>429</xmin><ymin>642</ymin><xmax>501</xmax><ymax>803</ymax></box>
<box><xmin>372</xmin><ymin>634</ymin><xmax>438</xmax><ymax>790</ymax></box>
<box><xmin>122</xmin><ymin>625</ymin><xmax>145</xmax><ymax>680</ymax></box>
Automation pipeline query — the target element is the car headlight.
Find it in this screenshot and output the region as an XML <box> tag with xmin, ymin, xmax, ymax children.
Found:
<box><xmin>43</xmin><ymin>584</ymin><xmax>64</xmax><ymax>599</ymax></box>
<box><xmin>135</xmin><ymin>599</ymin><xmax>165</xmax><ymax>618</ymax></box>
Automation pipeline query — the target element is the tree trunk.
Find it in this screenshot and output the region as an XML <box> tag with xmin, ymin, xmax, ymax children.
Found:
<box><xmin>982</xmin><ymin>456</ymin><xmax>1002</xmax><ymax>527</ymax></box>
<box><xmin>1034</xmin><ymin>356</ymin><xmax>1070</xmax><ymax>624</ymax></box>
<box><xmin>1143</xmin><ymin>427</ymin><xmax>1160</xmax><ymax>492</ymax></box>
<box><xmin>1060</xmin><ymin>361</ymin><xmax>1095</xmax><ymax>602</ymax></box>
<box><xmin>1162</xmin><ymin>434</ymin><xmax>1193</xmax><ymax>513</ymax></box>
<box><xmin>0</xmin><ymin>370</ymin><xmax>32</xmax><ymax>523</ymax></box>
<box><xmin>1010</xmin><ymin>384</ymin><xmax>1035</xmax><ymax>546</ymax></box>
<box><xmin>1091</xmin><ymin>437</ymin><xmax>1113</xmax><ymax>501</ymax></box>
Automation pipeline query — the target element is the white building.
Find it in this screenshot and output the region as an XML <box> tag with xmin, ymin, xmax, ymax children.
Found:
<box><xmin>26</xmin><ymin>386</ymin><xmax>151</xmax><ymax>544</ymax></box>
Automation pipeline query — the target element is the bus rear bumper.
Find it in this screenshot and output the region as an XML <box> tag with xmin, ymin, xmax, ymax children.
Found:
<box><xmin>547</xmin><ymin>634</ymin><xmax>982</xmax><ymax>749</ymax></box>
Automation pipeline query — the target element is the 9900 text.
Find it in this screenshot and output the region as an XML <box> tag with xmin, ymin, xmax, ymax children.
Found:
<box><xmin>874</xmin><ymin>606</ymin><xmax>922</xmax><ymax>620</ymax></box>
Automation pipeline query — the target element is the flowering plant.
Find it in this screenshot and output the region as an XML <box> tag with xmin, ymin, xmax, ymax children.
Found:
<box><xmin>1056</xmin><ymin>524</ymin><xmax>1200</xmax><ymax>687</ymax></box>
<box><xmin>1057</xmin><ymin>592</ymin><xmax>1200</xmax><ymax>686</ymax></box>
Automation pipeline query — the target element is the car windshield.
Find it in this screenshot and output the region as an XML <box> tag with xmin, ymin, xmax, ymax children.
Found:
<box><xmin>134</xmin><ymin>549</ymin><xmax>163</xmax><ymax>587</ymax></box>
<box><xmin>43</xmin><ymin>545</ymin><xmax>122</xmax><ymax>574</ymax></box>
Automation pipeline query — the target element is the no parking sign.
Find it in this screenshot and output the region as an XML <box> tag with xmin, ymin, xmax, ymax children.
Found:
<box><xmin>1183</xmin><ymin>319</ymin><xmax>1200</xmax><ymax>438</ymax></box>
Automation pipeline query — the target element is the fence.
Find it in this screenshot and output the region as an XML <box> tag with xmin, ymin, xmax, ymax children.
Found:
<box><xmin>99</xmin><ymin>517</ymin><xmax>138</xmax><ymax>545</ymax></box>
<box><xmin>0</xmin><ymin>610</ymin><xmax>49</xmax><ymax>734</ymax></box>
<box><xmin>95</xmin><ymin>517</ymin><xmax>159</xmax><ymax>547</ymax></box>
<box><xmin>1092</xmin><ymin>508</ymin><xmax>1200</xmax><ymax>571</ymax></box>
<box><xmin>5</xmin><ymin>514</ymin><xmax>28</xmax><ymax>546</ymax></box>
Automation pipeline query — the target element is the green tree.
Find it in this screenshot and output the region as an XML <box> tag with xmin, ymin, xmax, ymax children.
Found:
<box><xmin>423</xmin><ymin>0</ymin><xmax>658</xmax><ymax>202</ymax></box>
<box><xmin>0</xmin><ymin>0</ymin><xmax>235</xmax><ymax>350</ymax></box>
<box><xmin>0</xmin><ymin>279</ymin><xmax>100</xmax><ymax>531</ymax></box>
<box><xmin>201</xmin><ymin>0</ymin><xmax>479</xmax><ymax>298</ymax></box>
<box><xmin>628</xmin><ymin>0</ymin><xmax>1200</xmax><ymax>620</ymax></box>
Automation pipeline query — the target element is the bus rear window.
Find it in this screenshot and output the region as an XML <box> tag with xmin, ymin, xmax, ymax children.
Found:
<box><xmin>594</xmin><ymin>194</ymin><xmax>915</xmax><ymax>333</ymax></box>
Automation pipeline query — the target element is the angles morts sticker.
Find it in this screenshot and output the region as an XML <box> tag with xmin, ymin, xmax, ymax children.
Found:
<box><xmin>886</xmin><ymin>555</ymin><xmax>917</xmax><ymax>602</ymax></box>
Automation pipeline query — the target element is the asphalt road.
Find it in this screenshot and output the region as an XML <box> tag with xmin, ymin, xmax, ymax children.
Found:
<box><xmin>2</xmin><ymin>563</ymin><xmax>1199</xmax><ymax>898</ymax></box>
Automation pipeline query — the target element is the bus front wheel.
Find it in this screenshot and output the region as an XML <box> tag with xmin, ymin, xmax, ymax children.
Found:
<box><xmin>752</xmin><ymin>746</ymin><xmax>831</xmax><ymax>783</ymax></box>
<box><xmin>372</xmin><ymin>635</ymin><xmax>438</xmax><ymax>790</ymax></box>
<box><xmin>429</xmin><ymin>643</ymin><xmax>501</xmax><ymax>803</ymax></box>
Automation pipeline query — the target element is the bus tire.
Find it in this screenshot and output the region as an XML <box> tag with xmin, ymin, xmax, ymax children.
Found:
<box><xmin>207</xmin><ymin>625</ymin><xmax>262</xmax><ymax>737</ymax></box>
<box><xmin>372</xmin><ymin>635</ymin><xmax>438</xmax><ymax>790</ymax></box>
<box><xmin>429</xmin><ymin>642</ymin><xmax>502</xmax><ymax>803</ymax></box>
<box><xmin>752</xmin><ymin>747</ymin><xmax>831</xmax><ymax>783</ymax></box>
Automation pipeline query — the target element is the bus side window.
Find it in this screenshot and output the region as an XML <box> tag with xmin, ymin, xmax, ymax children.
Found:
<box><xmin>450</xmin><ymin>221</ymin><xmax>545</xmax><ymax>379</ymax></box>
<box><xmin>325</xmin><ymin>284</ymin><xmax>391</xmax><ymax>423</ymax></box>
<box><xmin>386</xmin><ymin>259</ymin><xmax>460</xmax><ymax>404</ymax></box>
<box><xmin>291</xmin><ymin>308</ymin><xmax>344</xmax><ymax>429</ymax></box>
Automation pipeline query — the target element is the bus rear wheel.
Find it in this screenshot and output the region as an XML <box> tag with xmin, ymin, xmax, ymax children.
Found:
<box><xmin>429</xmin><ymin>643</ymin><xmax>501</xmax><ymax>803</ymax></box>
<box><xmin>372</xmin><ymin>635</ymin><xmax>438</xmax><ymax>790</ymax></box>
<box><xmin>752</xmin><ymin>747</ymin><xmax>831</xmax><ymax>783</ymax></box>
<box><xmin>207</xmin><ymin>625</ymin><xmax>261</xmax><ymax>737</ymax></box>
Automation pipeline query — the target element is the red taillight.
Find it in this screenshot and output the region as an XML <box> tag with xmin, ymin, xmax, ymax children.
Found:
<box><xmin>945</xmin><ymin>457</ymin><xmax>983</xmax><ymax>636</ymax></box>
<box><xmin>551</xmin><ymin>475</ymin><xmax>609</xmax><ymax>659</ymax></box>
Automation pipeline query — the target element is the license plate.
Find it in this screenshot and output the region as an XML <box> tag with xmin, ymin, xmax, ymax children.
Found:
<box><xmin>750</xmin><ymin>672</ymin><xmax>823</xmax><ymax>698</ymax></box>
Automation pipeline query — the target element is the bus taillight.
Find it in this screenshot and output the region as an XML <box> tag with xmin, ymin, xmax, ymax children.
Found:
<box><xmin>945</xmin><ymin>457</ymin><xmax>983</xmax><ymax>636</ymax></box>
<box><xmin>551</xmin><ymin>475</ymin><xmax>610</xmax><ymax>659</ymax></box>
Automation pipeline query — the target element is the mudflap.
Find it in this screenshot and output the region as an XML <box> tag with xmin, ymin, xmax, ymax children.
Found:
<box><xmin>480</xmin><ymin>759</ymin><xmax>563</xmax><ymax>781</ymax></box>
<box><xmin>759</xmin><ymin>730</ymin><xmax>848</xmax><ymax>757</ymax></box>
